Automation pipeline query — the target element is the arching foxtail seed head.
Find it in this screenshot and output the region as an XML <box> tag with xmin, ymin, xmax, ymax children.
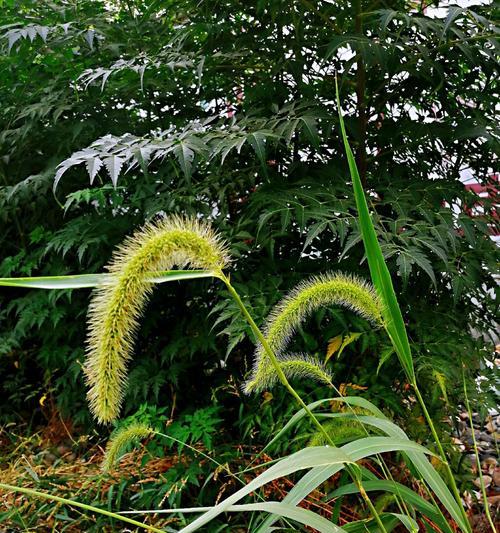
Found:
<box><xmin>244</xmin><ymin>272</ymin><xmax>383</xmax><ymax>394</ymax></box>
<box><xmin>102</xmin><ymin>423</ymin><xmax>153</xmax><ymax>472</ymax></box>
<box><xmin>85</xmin><ymin>216</ymin><xmax>230</xmax><ymax>424</ymax></box>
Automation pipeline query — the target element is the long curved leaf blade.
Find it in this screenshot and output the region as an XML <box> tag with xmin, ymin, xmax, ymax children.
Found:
<box><xmin>312</xmin><ymin>415</ymin><xmax>464</xmax><ymax>532</ymax></box>
<box><xmin>179</xmin><ymin>446</ymin><xmax>353</xmax><ymax>532</ymax></box>
<box><xmin>262</xmin><ymin>396</ymin><xmax>386</xmax><ymax>454</ymax></box>
<box><xmin>0</xmin><ymin>483</ymin><xmax>164</xmax><ymax>533</ymax></box>
<box><xmin>342</xmin><ymin>436</ymin><xmax>434</xmax><ymax>459</ymax></box>
<box><xmin>256</xmin><ymin>436</ymin><xmax>430</xmax><ymax>532</ymax></box>
<box><xmin>256</xmin><ymin>431</ymin><xmax>450</xmax><ymax>533</ymax></box>
<box><xmin>335</xmin><ymin>78</ymin><xmax>414</xmax><ymax>381</ymax></box>
<box><xmin>121</xmin><ymin>502</ymin><xmax>346</xmax><ymax>533</ymax></box>
<box><xmin>230</xmin><ymin>502</ymin><xmax>345</xmax><ymax>533</ymax></box>
<box><xmin>0</xmin><ymin>273</ymin><xmax>115</xmax><ymax>289</ymax></box>
<box><xmin>0</xmin><ymin>270</ymin><xmax>216</xmax><ymax>289</ymax></box>
<box><xmin>343</xmin><ymin>513</ymin><xmax>418</xmax><ymax>533</ymax></box>
<box><xmin>334</xmin><ymin>85</ymin><xmax>469</xmax><ymax>533</ymax></box>
<box><xmin>354</xmin><ymin>417</ymin><xmax>468</xmax><ymax>532</ymax></box>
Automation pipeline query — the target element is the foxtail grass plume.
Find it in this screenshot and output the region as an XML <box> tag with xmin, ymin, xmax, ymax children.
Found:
<box><xmin>102</xmin><ymin>423</ymin><xmax>153</xmax><ymax>472</ymax></box>
<box><xmin>85</xmin><ymin>216</ymin><xmax>230</xmax><ymax>424</ymax></box>
<box><xmin>245</xmin><ymin>273</ymin><xmax>383</xmax><ymax>393</ymax></box>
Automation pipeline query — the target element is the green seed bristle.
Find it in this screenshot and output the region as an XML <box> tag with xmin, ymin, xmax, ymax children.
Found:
<box><xmin>245</xmin><ymin>353</ymin><xmax>332</xmax><ymax>393</ymax></box>
<box><xmin>308</xmin><ymin>418</ymin><xmax>366</xmax><ymax>447</ymax></box>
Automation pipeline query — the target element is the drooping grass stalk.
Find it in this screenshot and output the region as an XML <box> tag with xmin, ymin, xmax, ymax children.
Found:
<box><xmin>0</xmin><ymin>483</ymin><xmax>166</xmax><ymax>533</ymax></box>
<box><xmin>216</xmin><ymin>271</ymin><xmax>389</xmax><ymax>533</ymax></box>
<box><xmin>463</xmin><ymin>371</ymin><xmax>496</xmax><ymax>532</ymax></box>
<box><xmin>236</xmin><ymin>268</ymin><xmax>415</xmax><ymax>529</ymax></box>
<box><xmin>76</xmin><ymin>215</ymin><xmax>384</xmax><ymax>528</ymax></box>
<box><xmin>335</xmin><ymin>77</ymin><xmax>471</xmax><ymax>533</ymax></box>
<box><xmin>2</xmin><ymin>205</ymin><xmax>466</xmax><ymax>530</ymax></box>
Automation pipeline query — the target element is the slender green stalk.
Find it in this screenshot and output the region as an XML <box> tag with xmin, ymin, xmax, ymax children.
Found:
<box><xmin>0</xmin><ymin>483</ymin><xmax>165</xmax><ymax>533</ymax></box>
<box><xmin>413</xmin><ymin>383</ymin><xmax>470</xmax><ymax>525</ymax></box>
<box><xmin>216</xmin><ymin>271</ymin><xmax>388</xmax><ymax>533</ymax></box>
<box><xmin>462</xmin><ymin>374</ymin><xmax>496</xmax><ymax>532</ymax></box>
<box><xmin>218</xmin><ymin>273</ymin><xmax>326</xmax><ymax>434</ymax></box>
<box><xmin>155</xmin><ymin>431</ymin><xmax>240</xmax><ymax>483</ymax></box>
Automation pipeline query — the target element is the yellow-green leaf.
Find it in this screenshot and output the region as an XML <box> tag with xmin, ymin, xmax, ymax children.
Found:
<box><xmin>337</xmin><ymin>332</ymin><xmax>362</xmax><ymax>358</ymax></box>
<box><xmin>325</xmin><ymin>335</ymin><xmax>343</xmax><ymax>362</ymax></box>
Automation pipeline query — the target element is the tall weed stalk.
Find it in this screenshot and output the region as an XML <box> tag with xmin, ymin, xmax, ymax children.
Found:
<box><xmin>335</xmin><ymin>77</ymin><xmax>471</xmax><ymax>533</ymax></box>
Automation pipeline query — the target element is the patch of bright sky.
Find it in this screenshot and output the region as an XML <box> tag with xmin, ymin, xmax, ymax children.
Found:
<box><xmin>425</xmin><ymin>0</ymin><xmax>491</xmax><ymax>18</ymax></box>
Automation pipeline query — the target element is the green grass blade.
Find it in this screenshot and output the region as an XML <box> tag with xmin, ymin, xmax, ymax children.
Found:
<box><xmin>349</xmin><ymin>416</ymin><xmax>467</xmax><ymax>532</ymax></box>
<box><xmin>331</xmin><ymin>480</ymin><xmax>454</xmax><ymax>533</ymax></box>
<box><xmin>257</xmin><ymin>418</ymin><xmax>465</xmax><ymax>533</ymax></box>
<box><xmin>335</xmin><ymin>78</ymin><xmax>414</xmax><ymax>381</ymax></box>
<box><xmin>0</xmin><ymin>270</ymin><xmax>215</xmax><ymax>289</ymax></box>
<box><xmin>228</xmin><ymin>502</ymin><xmax>346</xmax><ymax>533</ymax></box>
<box><xmin>261</xmin><ymin>396</ymin><xmax>386</xmax><ymax>454</ymax></box>
<box><xmin>122</xmin><ymin>502</ymin><xmax>346</xmax><ymax>533</ymax></box>
<box><xmin>0</xmin><ymin>273</ymin><xmax>112</xmax><ymax>288</ymax></box>
<box><xmin>343</xmin><ymin>513</ymin><xmax>418</xmax><ymax>533</ymax></box>
<box><xmin>342</xmin><ymin>416</ymin><xmax>468</xmax><ymax>533</ymax></box>
<box><xmin>335</xmin><ymin>80</ymin><xmax>470</xmax><ymax>533</ymax></box>
<box><xmin>341</xmin><ymin>436</ymin><xmax>434</xmax><ymax>459</ymax></box>
<box><xmin>191</xmin><ymin>437</ymin><xmax>426</xmax><ymax>533</ymax></box>
<box><xmin>255</xmin><ymin>437</ymin><xmax>433</xmax><ymax>533</ymax></box>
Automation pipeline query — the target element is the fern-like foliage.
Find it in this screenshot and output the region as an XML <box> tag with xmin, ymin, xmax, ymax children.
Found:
<box><xmin>101</xmin><ymin>423</ymin><xmax>153</xmax><ymax>472</ymax></box>
<box><xmin>3</xmin><ymin>22</ymin><xmax>100</xmax><ymax>54</ymax></box>
<box><xmin>245</xmin><ymin>273</ymin><xmax>383</xmax><ymax>393</ymax></box>
<box><xmin>53</xmin><ymin>101</ymin><xmax>324</xmax><ymax>188</ymax></box>
<box><xmin>78</xmin><ymin>51</ymin><xmax>200</xmax><ymax>91</ymax></box>
<box><xmin>85</xmin><ymin>216</ymin><xmax>230</xmax><ymax>424</ymax></box>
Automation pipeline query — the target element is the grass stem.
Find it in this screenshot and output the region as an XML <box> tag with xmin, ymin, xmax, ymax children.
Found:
<box><xmin>0</xmin><ymin>483</ymin><xmax>166</xmax><ymax>533</ymax></box>
<box><xmin>412</xmin><ymin>383</ymin><xmax>471</xmax><ymax>531</ymax></box>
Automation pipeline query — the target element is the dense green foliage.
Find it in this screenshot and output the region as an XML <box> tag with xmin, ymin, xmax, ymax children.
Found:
<box><xmin>1</xmin><ymin>0</ymin><xmax>497</xmax><ymax>425</ymax></box>
<box><xmin>0</xmin><ymin>1</ymin><xmax>498</xmax><ymax>529</ymax></box>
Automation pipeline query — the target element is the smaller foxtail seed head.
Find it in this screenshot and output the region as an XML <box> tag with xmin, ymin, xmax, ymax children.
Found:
<box><xmin>102</xmin><ymin>423</ymin><xmax>153</xmax><ymax>472</ymax></box>
<box><xmin>244</xmin><ymin>272</ymin><xmax>383</xmax><ymax>393</ymax></box>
